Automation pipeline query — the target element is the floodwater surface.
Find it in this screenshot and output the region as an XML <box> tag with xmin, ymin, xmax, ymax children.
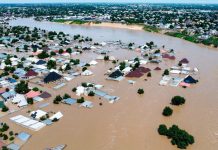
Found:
<box><xmin>3</xmin><ymin>18</ymin><xmax>218</xmax><ymax>150</ymax></box>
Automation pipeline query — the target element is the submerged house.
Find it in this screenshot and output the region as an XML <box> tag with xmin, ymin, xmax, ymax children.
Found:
<box><xmin>36</xmin><ymin>60</ymin><xmax>46</xmax><ymax>65</ymax></box>
<box><xmin>184</xmin><ymin>76</ymin><xmax>198</xmax><ymax>84</ymax></box>
<box><xmin>43</xmin><ymin>72</ymin><xmax>62</xmax><ymax>83</ymax></box>
<box><xmin>1</xmin><ymin>90</ymin><xmax>16</xmax><ymax>101</ymax></box>
<box><xmin>12</xmin><ymin>94</ymin><xmax>27</xmax><ymax>107</ymax></box>
<box><xmin>126</xmin><ymin>67</ymin><xmax>151</xmax><ymax>78</ymax></box>
<box><xmin>179</xmin><ymin>58</ymin><xmax>189</xmax><ymax>64</ymax></box>
<box><xmin>109</xmin><ymin>70</ymin><xmax>123</xmax><ymax>79</ymax></box>
<box><xmin>25</xmin><ymin>70</ymin><xmax>38</xmax><ymax>79</ymax></box>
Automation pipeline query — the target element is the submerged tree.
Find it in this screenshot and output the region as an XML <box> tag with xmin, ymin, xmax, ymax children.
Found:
<box><xmin>15</xmin><ymin>81</ymin><xmax>29</xmax><ymax>94</ymax></box>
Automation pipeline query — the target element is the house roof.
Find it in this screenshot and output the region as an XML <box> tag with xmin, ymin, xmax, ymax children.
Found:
<box><xmin>39</xmin><ymin>91</ymin><xmax>51</xmax><ymax>99</ymax></box>
<box><xmin>184</xmin><ymin>76</ymin><xmax>198</xmax><ymax>84</ymax></box>
<box><xmin>36</xmin><ymin>60</ymin><xmax>46</xmax><ymax>65</ymax></box>
<box><xmin>25</xmin><ymin>70</ymin><xmax>38</xmax><ymax>77</ymax></box>
<box><xmin>2</xmin><ymin>90</ymin><xmax>16</xmax><ymax>99</ymax></box>
<box><xmin>17</xmin><ymin>132</ymin><xmax>31</xmax><ymax>142</ymax></box>
<box><xmin>109</xmin><ymin>70</ymin><xmax>123</xmax><ymax>78</ymax></box>
<box><xmin>154</xmin><ymin>67</ymin><xmax>162</xmax><ymax>70</ymax></box>
<box><xmin>7</xmin><ymin>143</ymin><xmax>20</xmax><ymax>150</ymax></box>
<box><xmin>25</xmin><ymin>91</ymin><xmax>41</xmax><ymax>98</ymax></box>
<box><xmin>136</xmin><ymin>67</ymin><xmax>151</xmax><ymax>73</ymax></box>
<box><xmin>126</xmin><ymin>70</ymin><xmax>144</xmax><ymax>78</ymax></box>
<box><xmin>162</xmin><ymin>54</ymin><xmax>176</xmax><ymax>60</ymax></box>
<box><xmin>44</xmin><ymin>72</ymin><xmax>62</xmax><ymax>83</ymax></box>
<box><xmin>62</xmin><ymin>98</ymin><xmax>77</xmax><ymax>105</ymax></box>
<box><xmin>126</xmin><ymin>66</ymin><xmax>151</xmax><ymax>78</ymax></box>
<box><xmin>179</xmin><ymin>58</ymin><xmax>189</xmax><ymax>64</ymax></box>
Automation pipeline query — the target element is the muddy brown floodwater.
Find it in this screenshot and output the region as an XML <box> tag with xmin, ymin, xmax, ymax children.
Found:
<box><xmin>2</xmin><ymin>18</ymin><xmax>218</xmax><ymax>150</ymax></box>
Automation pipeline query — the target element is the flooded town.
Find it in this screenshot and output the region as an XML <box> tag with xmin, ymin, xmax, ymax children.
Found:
<box><xmin>0</xmin><ymin>1</ymin><xmax>218</xmax><ymax>150</ymax></box>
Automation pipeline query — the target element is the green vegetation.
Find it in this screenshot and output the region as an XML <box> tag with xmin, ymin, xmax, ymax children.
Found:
<box><xmin>171</xmin><ymin>96</ymin><xmax>186</xmax><ymax>106</ymax></box>
<box><xmin>158</xmin><ymin>124</ymin><xmax>195</xmax><ymax>149</ymax></box>
<box><xmin>53</xmin><ymin>95</ymin><xmax>63</xmax><ymax>104</ymax></box>
<box><xmin>72</xmin><ymin>87</ymin><xmax>77</xmax><ymax>92</ymax></box>
<box><xmin>202</xmin><ymin>36</ymin><xmax>218</xmax><ymax>47</ymax></box>
<box><xmin>88</xmin><ymin>91</ymin><xmax>95</xmax><ymax>96</ymax></box>
<box><xmin>163</xmin><ymin>69</ymin><xmax>169</xmax><ymax>76</ymax></box>
<box><xmin>1</xmin><ymin>105</ymin><xmax>9</xmax><ymax>112</ymax></box>
<box><xmin>165</xmin><ymin>32</ymin><xmax>199</xmax><ymax>43</ymax></box>
<box><xmin>47</xmin><ymin>60</ymin><xmax>56</xmax><ymax>69</ymax></box>
<box><xmin>15</xmin><ymin>80</ymin><xmax>30</xmax><ymax>94</ymax></box>
<box><xmin>27</xmin><ymin>98</ymin><xmax>34</xmax><ymax>105</ymax></box>
<box><xmin>70</xmin><ymin>20</ymin><xmax>88</xmax><ymax>25</ymax></box>
<box><xmin>52</xmin><ymin>19</ymin><xmax>68</xmax><ymax>23</ymax></box>
<box><xmin>38</xmin><ymin>51</ymin><xmax>49</xmax><ymax>59</ymax></box>
<box><xmin>32</xmin><ymin>87</ymin><xmax>39</xmax><ymax>91</ymax></box>
<box><xmin>137</xmin><ymin>88</ymin><xmax>144</xmax><ymax>95</ymax></box>
<box><xmin>63</xmin><ymin>93</ymin><xmax>71</xmax><ymax>99</ymax></box>
<box><xmin>166</xmin><ymin>32</ymin><xmax>218</xmax><ymax>47</ymax></box>
<box><xmin>104</xmin><ymin>56</ymin><xmax>109</xmax><ymax>61</ymax></box>
<box><xmin>162</xmin><ymin>106</ymin><xmax>173</xmax><ymax>116</ymax></box>
<box><xmin>143</xmin><ymin>25</ymin><xmax>160</xmax><ymax>33</ymax></box>
<box><xmin>77</xmin><ymin>97</ymin><xmax>85</xmax><ymax>103</ymax></box>
<box><xmin>119</xmin><ymin>62</ymin><xmax>126</xmax><ymax>71</ymax></box>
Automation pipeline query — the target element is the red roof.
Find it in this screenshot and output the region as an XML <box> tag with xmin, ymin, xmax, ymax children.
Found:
<box><xmin>162</xmin><ymin>54</ymin><xmax>176</xmax><ymax>60</ymax></box>
<box><xmin>126</xmin><ymin>70</ymin><xmax>144</xmax><ymax>78</ymax></box>
<box><xmin>126</xmin><ymin>67</ymin><xmax>150</xmax><ymax>78</ymax></box>
<box><xmin>154</xmin><ymin>67</ymin><xmax>162</xmax><ymax>70</ymax></box>
<box><xmin>25</xmin><ymin>90</ymin><xmax>41</xmax><ymax>98</ymax></box>
<box><xmin>136</xmin><ymin>67</ymin><xmax>151</xmax><ymax>73</ymax></box>
<box><xmin>179</xmin><ymin>58</ymin><xmax>189</xmax><ymax>64</ymax></box>
<box><xmin>25</xmin><ymin>70</ymin><xmax>38</xmax><ymax>77</ymax></box>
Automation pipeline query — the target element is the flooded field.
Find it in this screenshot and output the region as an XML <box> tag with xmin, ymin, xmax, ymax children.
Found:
<box><xmin>3</xmin><ymin>18</ymin><xmax>218</xmax><ymax>150</ymax></box>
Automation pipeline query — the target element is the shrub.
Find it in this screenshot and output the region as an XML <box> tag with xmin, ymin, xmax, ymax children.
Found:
<box><xmin>27</xmin><ymin>98</ymin><xmax>33</xmax><ymax>105</ymax></box>
<box><xmin>3</xmin><ymin>134</ymin><xmax>8</xmax><ymax>140</ymax></box>
<box><xmin>2</xmin><ymin>146</ymin><xmax>8</xmax><ymax>150</ymax></box>
<box><xmin>88</xmin><ymin>91</ymin><xmax>95</xmax><ymax>96</ymax></box>
<box><xmin>163</xmin><ymin>69</ymin><xmax>169</xmax><ymax>76</ymax></box>
<box><xmin>9</xmin><ymin>137</ymin><xmax>14</xmax><ymax>141</ymax></box>
<box><xmin>52</xmin><ymin>118</ymin><xmax>59</xmax><ymax>122</ymax></box>
<box><xmin>112</xmin><ymin>60</ymin><xmax>117</xmax><ymax>64</ymax></box>
<box><xmin>72</xmin><ymin>87</ymin><xmax>77</xmax><ymax>92</ymax></box>
<box><xmin>158</xmin><ymin>124</ymin><xmax>168</xmax><ymax>135</ymax></box>
<box><xmin>53</xmin><ymin>100</ymin><xmax>59</xmax><ymax>104</ymax></box>
<box><xmin>1</xmin><ymin>105</ymin><xmax>9</xmax><ymax>112</ymax></box>
<box><xmin>32</xmin><ymin>87</ymin><xmax>39</xmax><ymax>91</ymax></box>
<box><xmin>81</xmin><ymin>82</ymin><xmax>88</xmax><ymax>87</ymax></box>
<box><xmin>171</xmin><ymin>96</ymin><xmax>185</xmax><ymax>105</ymax></box>
<box><xmin>104</xmin><ymin>56</ymin><xmax>109</xmax><ymax>61</ymax></box>
<box><xmin>77</xmin><ymin>97</ymin><xmax>85</xmax><ymax>103</ymax></box>
<box><xmin>82</xmin><ymin>67</ymin><xmax>87</xmax><ymax>72</ymax></box>
<box><xmin>137</xmin><ymin>88</ymin><xmax>144</xmax><ymax>94</ymax></box>
<box><xmin>0</xmin><ymin>123</ymin><xmax>9</xmax><ymax>132</ymax></box>
<box><xmin>63</xmin><ymin>93</ymin><xmax>71</xmax><ymax>99</ymax></box>
<box><xmin>147</xmin><ymin>72</ymin><xmax>151</xmax><ymax>77</ymax></box>
<box><xmin>162</xmin><ymin>106</ymin><xmax>173</xmax><ymax>116</ymax></box>
<box><xmin>9</xmin><ymin>131</ymin><xmax>13</xmax><ymax>136</ymax></box>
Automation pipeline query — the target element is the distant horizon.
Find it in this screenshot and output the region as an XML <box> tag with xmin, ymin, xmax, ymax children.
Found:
<box><xmin>0</xmin><ymin>0</ymin><xmax>217</xmax><ymax>4</ymax></box>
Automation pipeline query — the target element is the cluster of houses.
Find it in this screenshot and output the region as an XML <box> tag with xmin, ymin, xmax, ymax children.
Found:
<box><xmin>160</xmin><ymin>58</ymin><xmax>199</xmax><ymax>87</ymax></box>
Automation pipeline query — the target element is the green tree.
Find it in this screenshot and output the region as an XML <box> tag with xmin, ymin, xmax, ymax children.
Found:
<box><xmin>15</xmin><ymin>81</ymin><xmax>29</xmax><ymax>94</ymax></box>
<box><xmin>137</xmin><ymin>88</ymin><xmax>144</xmax><ymax>94</ymax></box>
<box><xmin>171</xmin><ymin>96</ymin><xmax>186</xmax><ymax>106</ymax></box>
<box><xmin>162</xmin><ymin>106</ymin><xmax>173</xmax><ymax>116</ymax></box>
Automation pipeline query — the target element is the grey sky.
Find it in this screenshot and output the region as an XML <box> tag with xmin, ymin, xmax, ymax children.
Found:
<box><xmin>0</xmin><ymin>0</ymin><xmax>217</xmax><ymax>4</ymax></box>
